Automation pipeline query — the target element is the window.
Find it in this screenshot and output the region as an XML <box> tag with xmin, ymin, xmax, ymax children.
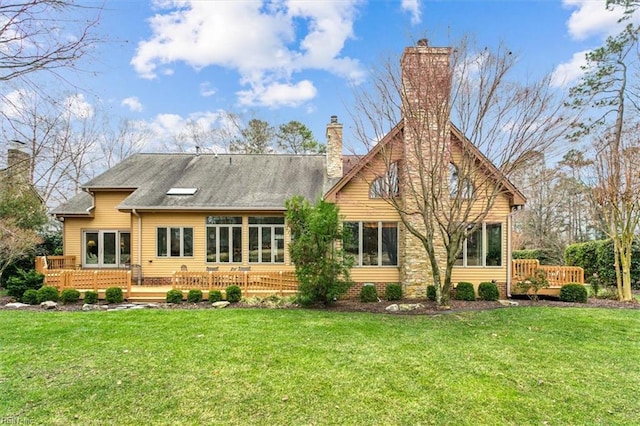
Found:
<box><xmin>83</xmin><ymin>230</ymin><xmax>130</xmax><ymax>267</ymax></box>
<box><xmin>455</xmin><ymin>223</ymin><xmax>502</xmax><ymax>267</ymax></box>
<box><xmin>370</xmin><ymin>162</ymin><xmax>399</xmax><ymax>198</ymax></box>
<box><xmin>344</xmin><ymin>222</ymin><xmax>398</xmax><ymax>267</ymax></box>
<box><xmin>449</xmin><ymin>163</ymin><xmax>474</xmax><ymax>199</ymax></box>
<box><xmin>206</xmin><ymin>216</ymin><xmax>242</xmax><ymax>263</ymax></box>
<box><xmin>157</xmin><ymin>227</ymin><xmax>193</xmax><ymax>257</ymax></box>
<box><xmin>249</xmin><ymin>217</ymin><xmax>285</xmax><ymax>263</ymax></box>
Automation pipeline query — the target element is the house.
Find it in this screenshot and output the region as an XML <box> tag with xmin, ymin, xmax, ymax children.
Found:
<box><xmin>52</xmin><ymin>42</ymin><xmax>526</xmax><ymax>299</ymax></box>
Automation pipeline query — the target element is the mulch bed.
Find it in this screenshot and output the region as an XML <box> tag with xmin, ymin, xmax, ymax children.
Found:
<box><xmin>1</xmin><ymin>294</ymin><xmax>639</xmax><ymax>314</ymax></box>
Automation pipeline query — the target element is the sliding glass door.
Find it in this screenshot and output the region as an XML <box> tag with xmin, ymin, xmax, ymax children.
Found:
<box><xmin>83</xmin><ymin>230</ymin><xmax>130</xmax><ymax>267</ymax></box>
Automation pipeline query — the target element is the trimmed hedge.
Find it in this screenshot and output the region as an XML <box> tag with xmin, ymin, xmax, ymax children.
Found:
<box><xmin>513</xmin><ymin>248</ymin><xmax>563</xmax><ymax>265</ymax></box>
<box><xmin>60</xmin><ymin>289</ymin><xmax>81</xmax><ymax>304</ymax></box>
<box><xmin>226</xmin><ymin>285</ymin><xmax>242</xmax><ymax>303</ymax></box>
<box><xmin>209</xmin><ymin>290</ymin><xmax>222</xmax><ymax>302</ymax></box>
<box><xmin>559</xmin><ymin>284</ymin><xmax>588</xmax><ymax>303</ymax></box>
<box><xmin>36</xmin><ymin>286</ymin><xmax>59</xmax><ymax>303</ymax></box>
<box><xmin>565</xmin><ymin>239</ymin><xmax>640</xmax><ymax>289</ymax></box>
<box><xmin>84</xmin><ymin>291</ymin><xmax>99</xmax><ymax>305</ymax></box>
<box><xmin>478</xmin><ymin>282</ymin><xmax>499</xmax><ymax>301</ymax></box>
<box><xmin>166</xmin><ymin>289</ymin><xmax>183</xmax><ymax>304</ymax></box>
<box><xmin>105</xmin><ymin>287</ymin><xmax>124</xmax><ymax>304</ymax></box>
<box><xmin>455</xmin><ymin>282</ymin><xmax>476</xmax><ymax>301</ymax></box>
<box><xmin>385</xmin><ymin>283</ymin><xmax>402</xmax><ymax>301</ymax></box>
<box><xmin>22</xmin><ymin>289</ymin><xmax>38</xmax><ymax>305</ymax></box>
<box><xmin>360</xmin><ymin>285</ymin><xmax>378</xmax><ymax>303</ymax></box>
<box><xmin>187</xmin><ymin>289</ymin><xmax>203</xmax><ymax>303</ymax></box>
<box><xmin>7</xmin><ymin>269</ymin><xmax>44</xmax><ymax>301</ymax></box>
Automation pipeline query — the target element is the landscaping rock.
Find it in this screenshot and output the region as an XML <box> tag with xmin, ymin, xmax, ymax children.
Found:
<box><xmin>212</xmin><ymin>301</ymin><xmax>230</xmax><ymax>309</ymax></box>
<box><xmin>399</xmin><ymin>303</ymin><xmax>424</xmax><ymax>311</ymax></box>
<box><xmin>385</xmin><ymin>304</ymin><xmax>399</xmax><ymax>312</ymax></box>
<box><xmin>499</xmin><ymin>300</ymin><xmax>519</xmax><ymax>306</ymax></box>
<box><xmin>82</xmin><ymin>304</ymin><xmax>103</xmax><ymax>311</ymax></box>
<box><xmin>40</xmin><ymin>301</ymin><xmax>58</xmax><ymax>310</ymax></box>
<box><xmin>5</xmin><ymin>302</ymin><xmax>30</xmax><ymax>309</ymax></box>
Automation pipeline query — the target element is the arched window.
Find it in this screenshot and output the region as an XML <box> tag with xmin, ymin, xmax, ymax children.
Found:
<box><xmin>370</xmin><ymin>162</ymin><xmax>399</xmax><ymax>198</ymax></box>
<box><xmin>449</xmin><ymin>163</ymin><xmax>474</xmax><ymax>199</ymax></box>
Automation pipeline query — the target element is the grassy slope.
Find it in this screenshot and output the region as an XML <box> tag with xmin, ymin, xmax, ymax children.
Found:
<box><xmin>0</xmin><ymin>307</ymin><xmax>639</xmax><ymax>425</ymax></box>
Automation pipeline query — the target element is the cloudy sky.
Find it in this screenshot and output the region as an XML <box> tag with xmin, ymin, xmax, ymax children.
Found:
<box><xmin>5</xmin><ymin>0</ymin><xmax>640</xmax><ymax>154</ymax></box>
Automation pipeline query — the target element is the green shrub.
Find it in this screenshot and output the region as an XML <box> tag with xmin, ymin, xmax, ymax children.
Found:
<box><xmin>385</xmin><ymin>283</ymin><xmax>402</xmax><ymax>301</ymax></box>
<box><xmin>455</xmin><ymin>282</ymin><xmax>476</xmax><ymax>301</ymax></box>
<box><xmin>209</xmin><ymin>290</ymin><xmax>222</xmax><ymax>302</ymax></box>
<box><xmin>565</xmin><ymin>239</ymin><xmax>640</xmax><ymax>289</ymax></box>
<box><xmin>7</xmin><ymin>269</ymin><xmax>44</xmax><ymax>301</ymax></box>
<box><xmin>22</xmin><ymin>289</ymin><xmax>38</xmax><ymax>305</ymax></box>
<box><xmin>427</xmin><ymin>285</ymin><xmax>436</xmax><ymax>301</ymax></box>
<box><xmin>589</xmin><ymin>274</ymin><xmax>603</xmax><ymax>298</ymax></box>
<box><xmin>360</xmin><ymin>284</ymin><xmax>378</xmax><ymax>303</ymax></box>
<box><xmin>560</xmin><ymin>284</ymin><xmax>588</xmax><ymax>303</ymax></box>
<box><xmin>515</xmin><ymin>269</ymin><xmax>549</xmax><ymax>302</ymax></box>
<box><xmin>36</xmin><ymin>286</ymin><xmax>59</xmax><ymax>303</ymax></box>
<box><xmin>84</xmin><ymin>291</ymin><xmax>99</xmax><ymax>304</ymax></box>
<box><xmin>166</xmin><ymin>289</ymin><xmax>183</xmax><ymax>304</ymax></box>
<box><xmin>105</xmin><ymin>287</ymin><xmax>124</xmax><ymax>304</ymax></box>
<box><xmin>60</xmin><ymin>289</ymin><xmax>80</xmax><ymax>304</ymax></box>
<box><xmin>478</xmin><ymin>282</ymin><xmax>499</xmax><ymax>301</ymax></box>
<box><xmin>225</xmin><ymin>285</ymin><xmax>242</xmax><ymax>303</ymax></box>
<box><xmin>187</xmin><ymin>289</ymin><xmax>203</xmax><ymax>303</ymax></box>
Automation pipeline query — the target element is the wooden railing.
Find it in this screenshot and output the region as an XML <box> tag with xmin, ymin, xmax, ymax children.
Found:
<box><xmin>35</xmin><ymin>255</ymin><xmax>77</xmax><ymax>273</ymax></box>
<box><xmin>172</xmin><ymin>271</ymin><xmax>298</xmax><ymax>296</ymax></box>
<box><xmin>43</xmin><ymin>268</ymin><xmax>132</xmax><ymax>298</ymax></box>
<box><xmin>512</xmin><ymin>259</ymin><xmax>584</xmax><ymax>286</ymax></box>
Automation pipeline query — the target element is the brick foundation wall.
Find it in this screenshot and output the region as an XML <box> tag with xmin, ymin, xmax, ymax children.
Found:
<box><xmin>142</xmin><ymin>277</ymin><xmax>172</xmax><ymax>286</ymax></box>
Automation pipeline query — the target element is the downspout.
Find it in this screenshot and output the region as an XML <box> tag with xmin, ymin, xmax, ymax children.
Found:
<box><xmin>132</xmin><ymin>209</ymin><xmax>142</xmax><ymax>285</ymax></box>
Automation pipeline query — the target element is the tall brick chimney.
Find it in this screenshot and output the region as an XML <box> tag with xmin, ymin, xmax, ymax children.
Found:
<box><xmin>5</xmin><ymin>141</ymin><xmax>31</xmax><ymax>185</ymax></box>
<box><xmin>326</xmin><ymin>115</ymin><xmax>343</xmax><ymax>179</ymax></box>
<box><xmin>398</xmin><ymin>40</ymin><xmax>452</xmax><ymax>298</ymax></box>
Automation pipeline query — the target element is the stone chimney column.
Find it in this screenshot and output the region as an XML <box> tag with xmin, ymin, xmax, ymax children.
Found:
<box><xmin>326</xmin><ymin>115</ymin><xmax>343</xmax><ymax>179</ymax></box>
<box><xmin>398</xmin><ymin>40</ymin><xmax>452</xmax><ymax>297</ymax></box>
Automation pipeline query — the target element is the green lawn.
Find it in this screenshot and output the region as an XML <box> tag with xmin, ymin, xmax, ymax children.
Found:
<box><xmin>1</xmin><ymin>307</ymin><xmax>639</xmax><ymax>425</ymax></box>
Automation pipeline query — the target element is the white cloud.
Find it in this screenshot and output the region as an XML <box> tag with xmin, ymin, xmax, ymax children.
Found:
<box><xmin>237</xmin><ymin>80</ymin><xmax>317</xmax><ymax>108</ymax></box>
<box><xmin>551</xmin><ymin>50</ymin><xmax>590</xmax><ymax>87</ymax></box>
<box><xmin>401</xmin><ymin>0</ymin><xmax>421</xmax><ymax>25</ymax></box>
<box><xmin>0</xmin><ymin>89</ymin><xmax>33</xmax><ymax>119</ymax></box>
<box><xmin>199</xmin><ymin>82</ymin><xmax>216</xmax><ymax>97</ymax></box>
<box><xmin>121</xmin><ymin>96</ymin><xmax>143</xmax><ymax>112</ymax></box>
<box><xmin>563</xmin><ymin>0</ymin><xmax>638</xmax><ymax>41</ymax></box>
<box><xmin>64</xmin><ymin>94</ymin><xmax>94</xmax><ymax>120</ymax></box>
<box><xmin>131</xmin><ymin>0</ymin><xmax>363</xmax><ymax>107</ymax></box>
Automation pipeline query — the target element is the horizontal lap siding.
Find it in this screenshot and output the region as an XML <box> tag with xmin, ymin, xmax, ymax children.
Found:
<box><xmin>63</xmin><ymin>192</ymin><xmax>133</xmax><ymax>262</ymax></box>
<box><xmin>336</xmin><ymin>168</ymin><xmax>401</xmax><ymax>284</ymax></box>
<box><xmin>139</xmin><ymin>211</ymin><xmax>294</xmax><ymax>279</ymax></box>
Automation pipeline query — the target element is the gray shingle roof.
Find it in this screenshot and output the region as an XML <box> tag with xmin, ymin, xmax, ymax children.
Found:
<box><xmin>53</xmin><ymin>153</ymin><xmax>330</xmax><ymax>215</ymax></box>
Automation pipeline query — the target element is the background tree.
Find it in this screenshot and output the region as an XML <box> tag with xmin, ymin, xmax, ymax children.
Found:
<box><xmin>350</xmin><ymin>37</ymin><xmax>568</xmax><ymax>306</ymax></box>
<box><xmin>568</xmin><ymin>22</ymin><xmax>640</xmax><ymax>301</ymax></box>
<box><xmin>285</xmin><ymin>195</ymin><xmax>353</xmax><ymax>306</ymax></box>
<box><xmin>0</xmin><ymin>1</ymin><xmax>100</xmax><ymax>84</ymax></box>
<box><xmin>276</xmin><ymin>121</ymin><xmax>325</xmax><ymax>154</ymax></box>
<box><xmin>230</xmin><ymin>118</ymin><xmax>275</xmax><ymax>154</ymax></box>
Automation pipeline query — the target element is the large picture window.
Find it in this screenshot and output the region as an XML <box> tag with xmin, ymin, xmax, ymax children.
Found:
<box><xmin>249</xmin><ymin>217</ymin><xmax>285</xmax><ymax>263</ymax></box>
<box><xmin>206</xmin><ymin>216</ymin><xmax>242</xmax><ymax>263</ymax></box>
<box><xmin>157</xmin><ymin>227</ymin><xmax>193</xmax><ymax>258</ymax></box>
<box><xmin>83</xmin><ymin>230</ymin><xmax>130</xmax><ymax>267</ymax></box>
<box><xmin>344</xmin><ymin>222</ymin><xmax>398</xmax><ymax>267</ymax></box>
<box><xmin>455</xmin><ymin>223</ymin><xmax>502</xmax><ymax>267</ymax></box>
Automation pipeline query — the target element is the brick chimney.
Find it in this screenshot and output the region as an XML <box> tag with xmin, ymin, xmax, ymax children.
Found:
<box><xmin>398</xmin><ymin>40</ymin><xmax>452</xmax><ymax>298</ymax></box>
<box><xmin>5</xmin><ymin>141</ymin><xmax>31</xmax><ymax>185</ymax></box>
<box><xmin>326</xmin><ymin>115</ymin><xmax>343</xmax><ymax>179</ymax></box>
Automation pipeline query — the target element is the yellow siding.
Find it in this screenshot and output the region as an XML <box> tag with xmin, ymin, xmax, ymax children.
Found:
<box><xmin>137</xmin><ymin>211</ymin><xmax>294</xmax><ymax>279</ymax></box>
<box><xmin>62</xmin><ymin>192</ymin><xmax>133</xmax><ymax>262</ymax></box>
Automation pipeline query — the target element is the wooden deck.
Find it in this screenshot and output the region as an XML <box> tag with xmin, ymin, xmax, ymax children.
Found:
<box><xmin>512</xmin><ymin>259</ymin><xmax>585</xmax><ymax>297</ymax></box>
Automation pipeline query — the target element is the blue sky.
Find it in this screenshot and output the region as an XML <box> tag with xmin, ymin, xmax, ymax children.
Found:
<box><xmin>5</xmin><ymin>0</ymin><xmax>639</xmax><ymax>155</ymax></box>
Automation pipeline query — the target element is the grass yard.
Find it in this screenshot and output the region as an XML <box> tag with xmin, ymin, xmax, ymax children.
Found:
<box><xmin>1</xmin><ymin>307</ymin><xmax>639</xmax><ymax>425</ymax></box>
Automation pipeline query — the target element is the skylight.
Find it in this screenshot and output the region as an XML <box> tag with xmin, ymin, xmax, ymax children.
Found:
<box><xmin>166</xmin><ymin>187</ymin><xmax>198</xmax><ymax>195</ymax></box>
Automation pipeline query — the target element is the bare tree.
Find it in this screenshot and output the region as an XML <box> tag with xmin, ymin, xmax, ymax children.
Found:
<box><xmin>0</xmin><ymin>1</ymin><xmax>100</xmax><ymax>83</ymax></box>
<box><xmin>350</xmin><ymin>37</ymin><xmax>568</xmax><ymax>306</ymax></box>
<box><xmin>101</xmin><ymin>119</ymin><xmax>151</xmax><ymax>169</ymax></box>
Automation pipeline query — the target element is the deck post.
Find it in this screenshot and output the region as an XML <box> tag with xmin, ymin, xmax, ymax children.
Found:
<box><xmin>127</xmin><ymin>271</ymin><xmax>132</xmax><ymax>299</ymax></box>
<box><xmin>279</xmin><ymin>271</ymin><xmax>283</xmax><ymax>297</ymax></box>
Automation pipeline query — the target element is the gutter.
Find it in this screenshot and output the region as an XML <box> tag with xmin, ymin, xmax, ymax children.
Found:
<box><xmin>506</xmin><ymin>207</ymin><xmax>521</xmax><ymax>298</ymax></box>
<box><xmin>132</xmin><ymin>209</ymin><xmax>142</xmax><ymax>285</ymax></box>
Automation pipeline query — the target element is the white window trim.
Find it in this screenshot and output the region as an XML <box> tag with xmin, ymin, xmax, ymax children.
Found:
<box><xmin>156</xmin><ymin>227</ymin><xmax>193</xmax><ymax>258</ymax></box>
<box><xmin>82</xmin><ymin>230</ymin><xmax>130</xmax><ymax>268</ymax></box>
<box><xmin>455</xmin><ymin>223</ymin><xmax>503</xmax><ymax>268</ymax></box>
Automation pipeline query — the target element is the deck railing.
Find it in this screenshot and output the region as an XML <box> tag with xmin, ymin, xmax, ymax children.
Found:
<box><xmin>43</xmin><ymin>268</ymin><xmax>132</xmax><ymax>298</ymax></box>
<box><xmin>35</xmin><ymin>255</ymin><xmax>77</xmax><ymax>273</ymax></box>
<box><xmin>172</xmin><ymin>270</ymin><xmax>298</xmax><ymax>296</ymax></box>
<box><xmin>512</xmin><ymin>259</ymin><xmax>584</xmax><ymax>286</ymax></box>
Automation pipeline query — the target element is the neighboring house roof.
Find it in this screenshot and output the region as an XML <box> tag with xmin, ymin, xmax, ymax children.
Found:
<box><xmin>53</xmin><ymin>153</ymin><xmax>329</xmax><ymax>215</ymax></box>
